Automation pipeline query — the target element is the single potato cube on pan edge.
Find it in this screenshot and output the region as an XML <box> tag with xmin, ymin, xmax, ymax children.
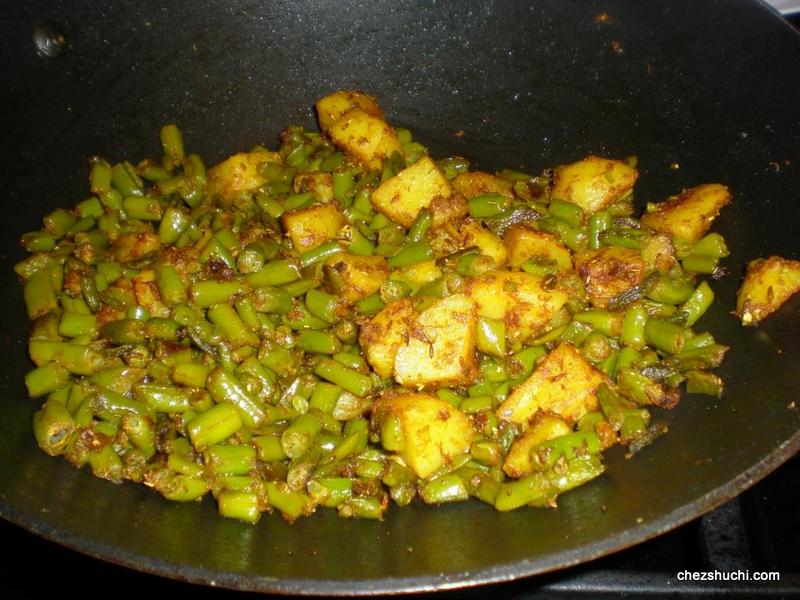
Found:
<box><xmin>316</xmin><ymin>90</ymin><xmax>384</xmax><ymax>132</ymax></box>
<box><xmin>324</xmin><ymin>253</ymin><xmax>389</xmax><ymax>304</ymax></box>
<box><xmin>207</xmin><ymin>151</ymin><xmax>281</xmax><ymax>205</ymax></box>
<box><xmin>736</xmin><ymin>255</ymin><xmax>800</xmax><ymax>326</ymax></box>
<box><xmin>504</xmin><ymin>225</ymin><xmax>573</xmax><ymax>272</ymax></box>
<box><xmin>640</xmin><ymin>183</ymin><xmax>731</xmax><ymax>244</ymax></box>
<box><xmin>282</xmin><ymin>202</ymin><xmax>346</xmax><ymax>253</ymax></box>
<box><xmin>503</xmin><ymin>414</ymin><xmax>572</xmax><ymax>479</ymax></box>
<box><xmin>371</xmin><ymin>156</ymin><xmax>456</xmax><ymax>228</ymax></box>
<box><xmin>327</xmin><ymin>108</ymin><xmax>401</xmax><ymax>171</ymax></box>
<box><xmin>373</xmin><ymin>392</ymin><xmax>475</xmax><ymax>479</ymax></box>
<box><xmin>551</xmin><ymin>156</ymin><xmax>638</xmax><ymax>214</ymax></box>
<box><xmin>574</xmin><ymin>247</ymin><xmax>645</xmax><ymax>309</ymax></box>
<box><xmin>496</xmin><ymin>342</ymin><xmax>608</xmax><ymax>427</ymax></box>
<box><xmin>464</xmin><ymin>271</ymin><xmax>569</xmax><ymax>344</ymax></box>
<box><xmin>393</xmin><ymin>294</ymin><xmax>479</xmax><ymax>388</ymax></box>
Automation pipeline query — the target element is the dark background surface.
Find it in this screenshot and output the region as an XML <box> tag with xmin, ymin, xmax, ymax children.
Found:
<box><xmin>1</xmin><ymin>1</ymin><xmax>800</xmax><ymax>596</ymax></box>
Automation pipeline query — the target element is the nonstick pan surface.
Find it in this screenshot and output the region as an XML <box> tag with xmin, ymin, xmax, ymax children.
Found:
<box><xmin>1</xmin><ymin>0</ymin><xmax>799</xmax><ymax>594</ymax></box>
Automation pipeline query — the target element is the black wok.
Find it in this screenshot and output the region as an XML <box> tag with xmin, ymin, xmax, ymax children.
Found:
<box><xmin>1</xmin><ymin>0</ymin><xmax>799</xmax><ymax>594</ymax></box>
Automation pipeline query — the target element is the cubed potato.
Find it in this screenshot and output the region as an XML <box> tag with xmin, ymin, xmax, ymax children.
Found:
<box><xmin>293</xmin><ymin>172</ymin><xmax>334</xmax><ymax>204</ymax></box>
<box><xmin>451</xmin><ymin>171</ymin><xmax>514</xmax><ymax>200</ymax></box>
<box><xmin>389</xmin><ymin>259</ymin><xmax>442</xmax><ymax>292</ymax></box>
<box><xmin>132</xmin><ymin>270</ymin><xmax>170</xmax><ymax>318</ymax></box>
<box><xmin>460</xmin><ymin>219</ymin><xmax>507</xmax><ymax>268</ymax></box>
<box><xmin>394</xmin><ymin>294</ymin><xmax>478</xmax><ymax>388</ymax></box>
<box><xmin>503</xmin><ymin>414</ymin><xmax>572</xmax><ymax>478</ymax></box>
<box><xmin>324</xmin><ymin>253</ymin><xmax>389</xmax><ymax>304</ymax></box>
<box><xmin>110</xmin><ymin>232</ymin><xmax>161</xmax><ymax>263</ymax></box>
<box><xmin>464</xmin><ymin>271</ymin><xmax>569</xmax><ymax>344</ymax></box>
<box><xmin>373</xmin><ymin>392</ymin><xmax>475</xmax><ymax>479</ymax></box>
<box><xmin>551</xmin><ymin>156</ymin><xmax>638</xmax><ymax>214</ymax></box>
<box><xmin>327</xmin><ymin>108</ymin><xmax>401</xmax><ymax>171</ymax></box>
<box><xmin>371</xmin><ymin>156</ymin><xmax>454</xmax><ymax>228</ymax></box>
<box><xmin>496</xmin><ymin>343</ymin><xmax>607</xmax><ymax>426</ymax></box>
<box><xmin>359</xmin><ymin>299</ymin><xmax>417</xmax><ymax>378</ymax></box>
<box><xmin>504</xmin><ymin>225</ymin><xmax>572</xmax><ymax>271</ymax></box>
<box><xmin>207</xmin><ymin>151</ymin><xmax>281</xmax><ymax>205</ymax></box>
<box><xmin>316</xmin><ymin>90</ymin><xmax>383</xmax><ymax>131</ymax></box>
<box><xmin>641</xmin><ymin>184</ymin><xmax>731</xmax><ymax>243</ymax></box>
<box><xmin>574</xmin><ymin>247</ymin><xmax>645</xmax><ymax>308</ymax></box>
<box><xmin>736</xmin><ymin>255</ymin><xmax>800</xmax><ymax>325</ymax></box>
<box><xmin>429</xmin><ymin>189</ymin><xmax>468</xmax><ymax>228</ymax></box>
<box><xmin>282</xmin><ymin>203</ymin><xmax>345</xmax><ymax>253</ymax></box>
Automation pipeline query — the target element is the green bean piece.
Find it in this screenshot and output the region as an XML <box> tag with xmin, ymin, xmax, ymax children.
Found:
<box><xmin>87</xmin><ymin>445</ymin><xmax>124</xmax><ymax>482</ymax></box>
<box><xmin>120</xmin><ymin>414</ymin><xmax>156</xmax><ymax>458</ymax></box>
<box><xmin>530</xmin><ymin>431</ymin><xmax>601</xmax><ymax>471</ymax></box>
<box><xmin>544</xmin><ymin>454</ymin><xmax>605</xmax><ymax>498</ymax></box>
<box><xmin>24</xmin><ymin>267</ymin><xmax>58</xmax><ymax>320</ymax></box>
<box><xmin>692</xmin><ymin>233</ymin><xmax>729</xmax><ymax>258</ymax></box>
<box><xmin>206</xmin><ymin>368</ymin><xmax>266</xmax><ymax>429</ymax></box>
<box><xmin>158</xmin><ymin>207</ymin><xmax>191</xmax><ymax>245</ymax></box>
<box><xmin>22</xmin><ymin>231</ymin><xmax>56</xmax><ymax>253</ymax></box>
<box><xmin>681</xmin><ymin>281</ymin><xmax>714</xmax><ymax>327</ymax></box>
<box><xmin>110</xmin><ymin>161</ymin><xmax>144</xmax><ymax>197</ymax></box>
<box><xmin>217</xmin><ymin>491</ymin><xmax>261</xmax><ymax>523</ymax></box>
<box><xmin>548</xmin><ymin>199</ymin><xmax>585</xmax><ymax>227</ymax></box>
<box><xmin>43</xmin><ymin>208</ymin><xmax>77</xmax><ymax>238</ymax></box>
<box><xmin>299</xmin><ymin>241</ymin><xmax>343</xmax><ymax>268</ymax></box>
<box><xmin>25</xmin><ymin>363</ymin><xmax>70</xmax><ymax>398</ymax></box>
<box><xmin>254</xmin><ymin>434</ymin><xmax>288</xmax><ymax>462</ymax></box>
<box><xmin>494</xmin><ymin>472</ymin><xmax>552</xmax><ymax>512</ymax></box>
<box><xmin>308</xmin><ymin>478</ymin><xmax>354</xmax><ymax>508</ymax></box>
<box><xmin>573</xmin><ymin>309</ymin><xmax>623</xmax><ymax>337</ymax></box>
<box><xmin>100</xmin><ymin>318</ymin><xmax>147</xmax><ymax>345</ymax></box>
<box><xmin>646</xmin><ymin>275</ymin><xmax>695</xmax><ymax>305</ymax></box>
<box><xmin>266</xmin><ymin>482</ymin><xmax>312</xmax><ymax>521</ymax></box>
<box><xmin>305</xmin><ymin>289</ymin><xmax>341</xmax><ymax>323</ymax></box>
<box><xmin>621</xmin><ymin>303</ymin><xmax>648</xmax><ymax>350</ymax></box>
<box><xmin>207</xmin><ymin>303</ymin><xmax>259</xmax><ymax>348</ymax></box>
<box><xmin>251</xmin><ymin>287</ymin><xmax>293</xmax><ymax>315</ymax></box>
<box><xmin>407</xmin><ymin>208</ymin><xmax>433</xmax><ymax>242</ymax></box>
<box><xmin>159</xmin><ymin>475</ymin><xmax>209</xmax><ymax>502</ymax></box>
<box><xmin>313</xmin><ymin>358</ymin><xmax>373</xmax><ymax>397</ymax></box>
<box><xmin>387</xmin><ymin>240</ymin><xmax>433</xmax><ymax>268</ymax></box>
<box><xmin>587</xmin><ymin>211</ymin><xmax>611</xmax><ymax>250</ymax></box>
<box><xmin>154</xmin><ymin>265</ymin><xmax>187</xmax><ymax>306</ymax></box>
<box><xmin>644</xmin><ymin>319</ymin><xmax>687</xmax><ymax>355</ymax></box>
<box><xmin>29</xmin><ymin>340</ymin><xmax>103</xmax><ymax>375</ymax></box>
<box><xmin>32</xmin><ymin>399</ymin><xmax>75</xmax><ymax>456</ymax></box>
<box><xmin>247</xmin><ymin>259</ymin><xmax>302</xmax><ymax>288</ymax></box>
<box><xmin>468</xmin><ymin>193</ymin><xmax>511</xmax><ymax>218</ymax></box>
<box><xmin>420</xmin><ymin>474</ymin><xmax>470</xmax><ymax>504</ymax></box>
<box><xmin>355</xmin><ymin>292</ymin><xmax>385</xmax><ymax>315</ymax></box>
<box><xmin>160</xmin><ymin>123</ymin><xmax>185</xmax><ymax>163</ymax></box>
<box><xmin>615</xmin><ymin>347</ymin><xmax>642</xmax><ymax>374</ymax></box>
<box><xmin>617</xmin><ymin>368</ymin><xmax>662</xmax><ymax>406</ymax></box>
<box><xmin>134</xmin><ymin>384</ymin><xmax>193</xmax><ymax>413</ymax></box>
<box><xmin>296</xmin><ymin>330</ymin><xmax>340</xmax><ymax>355</ymax></box>
<box><xmin>205</xmin><ymin>444</ymin><xmax>257</xmax><ymax>476</ymax></box>
<box><xmin>675</xmin><ymin>344</ymin><xmax>728</xmax><ymax>370</ymax></box>
<box><xmin>186</xmin><ymin>402</ymin><xmax>243</xmax><ymax>449</ymax></box>
<box><xmin>189</xmin><ymin>280</ymin><xmax>245</xmax><ymax>308</ymax></box>
<box><xmin>684</xmin><ymin>369</ymin><xmax>724</xmax><ymax>397</ymax></box>
<box><xmin>682</xmin><ymin>253</ymin><xmax>719</xmax><ymax>274</ymax></box>
<box><xmin>170</xmin><ymin>363</ymin><xmax>211</xmax><ymax>388</ymax></box>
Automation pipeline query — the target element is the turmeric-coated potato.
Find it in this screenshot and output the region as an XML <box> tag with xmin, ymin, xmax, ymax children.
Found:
<box><xmin>327</xmin><ymin>108</ymin><xmax>401</xmax><ymax>171</ymax></box>
<box><xmin>373</xmin><ymin>392</ymin><xmax>475</xmax><ymax>479</ymax></box>
<box><xmin>551</xmin><ymin>156</ymin><xmax>638</xmax><ymax>214</ymax></box>
<box><xmin>393</xmin><ymin>294</ymin><xmax>478</xmax><ymax>389</ymax></box>
<box><xmin>464</xmin><ymin>271</ymin><xmax>568</xmax><ymax>343</ymax></box>
<box><xmin>316</xmin><ymin>90</ymin><xmax>384</xmax><ymax>131</ymax></box>
<box><xmin>496</xmin><ymin>342</ymin><xmax>607</xmax><ymax>427</ymax></box>
<box><xmin>503</xmin><ymin>414</ymin><xmax>571</xmax><ymax>479</ymax></box>
<box><xmin>736</xmin><ymin>255</ymin><xmax>800</xmax><ymax>326</ymax></box>
<box><xmin>324</xmin><ymin>253</ymin><xmax>389</xmax><ymax>304</ymax></box>
<box><xmin>451</xmin><ymin>171</ymin><xmax>514</xmax><ymax>200</ymax></box>
<box><xmin>641</xmin><ymin>184</ymin><xmax>731</xmax><ymax>243</ymax></box>
<box><xmin>371</xmin><ymin>156</ymin><xmax>455</xmax><ymax>228</ymax></box>
<box><xmin>574</xmin><ymin>247</ymin><xmax>645</xmax><ymax>308</ymax></box>
<box><xmin>358</xmin><ymin>299</ymin><xmax>416</xmax><ymax>378</ymax></box>
<box><xmin>207</xmin><ymin>151</ymin><xmax>281</xmax><ymax>205</ymax></box>
<box><xmin>293</xmin><ymin>171</ymin><xmax>334</xmax><ymax>204</ymax></box>
<box><xmin>504</xmin><ymin>225</ymin><xmax>572</xmax><ymax>272</ymax></box>
<box><xmin>282</xmin><ymin>203</ymin><xmax>345</xmax><ymax>253</ymax></box>
<box><xmin>459</xmin><ymin>219</ymin><xmax>507</xmax><ymax>268</ymax></box>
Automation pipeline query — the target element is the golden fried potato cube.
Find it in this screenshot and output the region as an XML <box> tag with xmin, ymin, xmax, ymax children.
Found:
<box><xmin>460</xmin><ymin>220</ymin><xmax>508</xmax><ymax>267</ymax></box>
<box><xmin>497</xmin><ymin>343</ymin><xmax>607</xmax><ymax>427</ymax></box>
<box><xmin>373</xmin><ymin>392</ymin><xmax>475</xmax><ymax>479</ymax></box>
<box><xmin>207</xmin><ymin>151</ymin><xmax>281</xmax><ymax>205</ymax></box>
<box><xmin>110</xmin><ymin>231</ymin><xmax>161</xmax><ymax>263</ymax></box>
<box><xmin>282</xmin><ymin>202</ymin><xmax>345</xmax><ymax>253</ymax></box>
<box><xmin>451</xmin><ymin>171</ymin><xmax>514</xmax><ymax>200</ymax></box>
<box><xmin>132</xmin><ymin>270</ymin><xmax>170</xmax><ymax>318</ymax></box>
<box><xmin>389</xmin><ymin>259</ymin><xmax>442</xmax><ymax>292</ymax></box>
<box><xmin>574</xmin><ymin>247</ymin><xmax>645</xmax><ymax>308</ymax></box>
<box><xmin>736</xmin><ymin>255</ymin><xmax>800</xmax><ymax>326</ymax></box>
<box><xmin>293</xmin><ymin>172</ymin><xmax>334</xmax><ymax>204</ymax></box>
<box><xmin>327</xmin><ymin>108</ymin><xmax>401</xmax><ymax>171</ymax></box>
<box><xmin>503</xmin><ymin>414</ymin><xmax>571</xmax><ymax>478</ymax></box>
<box><xmin>464</xmin><ymin>271</ymin><xmax>568</xmax><ymax>344</ymax></box>
<box><xmin>641</xmin><ymin>183</ymin><xmax>731</xmax><ymax>243</ymax></box>
<box><xmin>324</xmin><ymin>253</ymin><xmax>389</xmax><ymax>304</ymax></box>
<box><xmin>359</xmin><ymin>299</ymin><xmax>417</xmax><ymax>378</ymax></box>
<box><xmin>640</xmin><ymin>233</ymin><xmax>678</xmax><ymax>272</ymax></box>
<box><xmin>394</xmin><ymin>294</ymin><xmax>478</xmax><ymax>388</ymax></box>
<box><xmin>503</xmin><ymin>225</ymin><xmax>572</xmax><ymax>271</ymax></box>
<box><xmin>552</xmin><ymin>156</ymin><xmax>638</xmax><ymax>214</ymax></box>
<box><xmin>371</xmin><ymin>156</ymin><xmax>454</xmax><ymax>228</ymax></box>
<box><xmin>316</xmin><ymin>90</ymin><xmax>383</xmax><ymax>131</ymax></box>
